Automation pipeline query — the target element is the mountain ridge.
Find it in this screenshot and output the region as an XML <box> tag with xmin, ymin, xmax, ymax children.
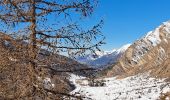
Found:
<box><xmin>76</xmin><ymin>44</ymin><xmax>131</xmax><ymax>68</ymax></box>
<box><xmin>103</xmin><ymin>20</ymin><xmax>170</xmax><ymax>78</ymax></box>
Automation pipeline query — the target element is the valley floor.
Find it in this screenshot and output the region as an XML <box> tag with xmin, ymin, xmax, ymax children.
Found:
<box><xmin>69</xmin><ymin>73</ymin><xmax>170</xmax><ymax>100</ymax></box>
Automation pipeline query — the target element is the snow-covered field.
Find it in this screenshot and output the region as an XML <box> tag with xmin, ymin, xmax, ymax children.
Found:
<box><xmin>69</xmin><ymin>73</ymin><xmax>170</xmax><ymax>100</ymax></box>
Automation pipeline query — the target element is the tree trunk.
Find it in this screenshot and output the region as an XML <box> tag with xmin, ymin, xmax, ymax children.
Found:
<box><xmin>29</xmin><ymin>0</ymin><xmax>37</xmax><ymax>92</ymax></box>
<box><xmin>30</xmin><ymin>0</ymin><xmax>37</xmax><ymax>60</ymax></box>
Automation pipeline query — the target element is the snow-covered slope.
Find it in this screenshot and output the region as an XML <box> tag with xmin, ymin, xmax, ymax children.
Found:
<box><xmin>69</xmin><ymin>73</ymin><xmax>170</xmax><ymax>100</ymax></box>
<box><xmin>76</xmin><ymin>44</ymin><xmax>131</xmax><ymax>68</ymax></box>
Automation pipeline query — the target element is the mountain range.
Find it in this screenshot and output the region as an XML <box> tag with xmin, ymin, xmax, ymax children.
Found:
<box><xmin>103</xmin><ymin>20</ymin><xmax>170</xmax><ymax>78</ymax></box>
<box><xmin>1</xmin><ymin>20</ymin><xmax>170</xmax><ymax>100</ymax></box>
<box><xmin>70</xmin><ymin>20</ymin><xmax>170</xmax><ymax>100</ymax></box>
<box><xmin>76</xmin><ymin>44</ymin><xmax>131</xmax><ymax>68</ymax></box>
<box><xmin>77</xmin><ymin>20</ymin><xmax>170</xmax><ymax>79</ymax></box>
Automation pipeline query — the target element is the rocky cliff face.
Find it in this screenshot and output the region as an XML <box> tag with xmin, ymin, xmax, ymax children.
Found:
<box><xmin>106</xmin><ymin>21</ymin><xmax>170</xmax><ymax>78</ymax></box>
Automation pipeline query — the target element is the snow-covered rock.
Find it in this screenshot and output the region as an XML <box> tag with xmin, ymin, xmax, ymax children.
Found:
<box><xmin>43</xmin><ymin>77</ymin><xmax>55</xmax><ymax>89</ymax></box>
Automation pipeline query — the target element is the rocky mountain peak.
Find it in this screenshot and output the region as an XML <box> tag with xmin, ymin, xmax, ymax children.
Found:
<box><xmin>105</xmin><ymin>20</ymin><xmax>170</xmax><ymax>78</ymax></box>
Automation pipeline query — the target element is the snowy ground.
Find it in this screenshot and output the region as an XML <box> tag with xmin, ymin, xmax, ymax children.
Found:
<box><xmin>69</xmin><ymin>73</ymin><xmax>170</xmax><ymax>100</ymax></box>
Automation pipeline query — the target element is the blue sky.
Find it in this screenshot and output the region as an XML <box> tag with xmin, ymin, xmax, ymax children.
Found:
<box><xmin>1</xmin><ymin>0</ymin><xmax>170</xmax><ymax>51</ymax></box>
<box><xmin>78</xmin><ymin>0</ymin><xmax>170</xmax><ymax>51</ymax></box>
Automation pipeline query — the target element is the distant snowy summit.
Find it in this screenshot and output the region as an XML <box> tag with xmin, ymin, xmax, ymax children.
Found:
<box><xmin>76</xmin><ymin>44</ymin><xmax>131</xmax><ymax>68</ymax></box>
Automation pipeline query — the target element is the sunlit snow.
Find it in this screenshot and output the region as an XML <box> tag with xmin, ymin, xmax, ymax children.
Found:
<box><xmin>69</xmin><ymin>73</ymin><xmax>170</xmax><ymax>100</ymax></box>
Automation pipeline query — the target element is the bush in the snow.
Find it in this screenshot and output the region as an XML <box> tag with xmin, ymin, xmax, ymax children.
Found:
<box><xmin>88</xmin><ymin>79</ymin><xmax>106</xmax><ymax>87</ymax></box>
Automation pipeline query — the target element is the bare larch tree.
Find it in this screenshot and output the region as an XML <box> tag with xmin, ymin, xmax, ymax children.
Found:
<box><xmin>0</xmin><ymin>0</ymin><xmax>105</xmax><ymax>99</ymax></box>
